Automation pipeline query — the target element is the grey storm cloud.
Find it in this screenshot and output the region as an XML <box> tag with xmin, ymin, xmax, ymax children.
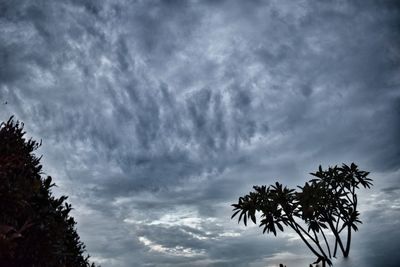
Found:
<box><xmin>1</xmin><ymin>0</ymin><xmax>399</xmax><ymax>266</ymax></box>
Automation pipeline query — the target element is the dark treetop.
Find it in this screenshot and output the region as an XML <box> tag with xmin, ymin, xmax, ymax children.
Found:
<box><xmin>0</xmin><ymin>117</ymin><xmax>98</xmax><ymax>267</ymax></box>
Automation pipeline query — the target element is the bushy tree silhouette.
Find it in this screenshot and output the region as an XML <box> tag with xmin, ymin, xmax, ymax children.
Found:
<box><xmin>0</xmin><ymin>117</ymin><xmax>97</xmax><ymax>267</ymax></box>
<box><xmin>232</xmin><ymin>163</ymin><xmax>372</xmax><ymax>266</ymax></box>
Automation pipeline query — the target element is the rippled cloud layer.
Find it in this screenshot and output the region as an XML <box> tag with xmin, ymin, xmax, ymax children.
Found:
<box><xmin>1</xmin><ymin>1</ymin><xmax>399</xmax><ymax>266</ymax></box>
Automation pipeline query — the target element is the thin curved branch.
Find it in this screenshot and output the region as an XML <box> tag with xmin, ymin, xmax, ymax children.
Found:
<box><xmin>320</xmin><ymin>227</ymin><xmax>331</xmax><ymax>258</ymax></box>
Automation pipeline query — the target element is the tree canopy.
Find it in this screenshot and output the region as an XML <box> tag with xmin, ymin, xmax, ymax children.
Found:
<box><xmin>232</xmin><ymin>163</ymin><xmax>372</xmax><ymax>266</ymax></box>
<box><xmin>0</xmin><ymin>116</ymin><xmax>97</xmax><ymax>267</ymax></box>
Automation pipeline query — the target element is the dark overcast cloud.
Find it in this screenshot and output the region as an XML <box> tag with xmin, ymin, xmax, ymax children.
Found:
<box><xmin>1</xmin><ymin>0</ymin><xmax>400</xmax><ymax>266</ymax></box>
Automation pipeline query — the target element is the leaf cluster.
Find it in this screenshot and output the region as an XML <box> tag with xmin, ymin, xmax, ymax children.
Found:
<box><xmin>232</xmin><ymin>183</ymin><xmax>296</xmax><ymax>236</ymax></box>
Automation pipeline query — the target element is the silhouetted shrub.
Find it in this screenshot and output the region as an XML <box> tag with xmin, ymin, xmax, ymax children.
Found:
<box><xmin>0</xmin><ymin>116</ymin><xmax>97</xmax><ymax>267</ymax></box>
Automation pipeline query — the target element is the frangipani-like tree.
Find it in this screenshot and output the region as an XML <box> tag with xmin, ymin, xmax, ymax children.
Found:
<box><xmin>231</xmin><ymin>163</ymin><xmax>372</xmax><ymax>266</ymax></box>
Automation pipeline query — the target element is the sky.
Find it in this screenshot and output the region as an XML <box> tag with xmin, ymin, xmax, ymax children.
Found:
<box><xmin>0</xmin><ymin>0</ymin><xmax>399</xmax><ymax>266</ymax></box>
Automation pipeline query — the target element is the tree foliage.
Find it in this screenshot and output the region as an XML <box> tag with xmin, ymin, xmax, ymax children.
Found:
<box><xmin>232</xmin><ymin>163</ymin><xmax>372</xmax><ymax>266</ymax></box>
<box><xmin>0</xmin><ymin>116</ymin><xmax>97</xmax><ymax>267</ymax></box>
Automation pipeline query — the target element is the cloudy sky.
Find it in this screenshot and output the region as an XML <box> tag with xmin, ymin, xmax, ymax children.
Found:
<box><xmin>1</xmin><ymin>0</ymin><xmax>399</xmax><ymax>266</ymax></box>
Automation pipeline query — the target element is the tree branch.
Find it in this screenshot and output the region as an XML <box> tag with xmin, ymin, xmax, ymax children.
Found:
<box><xmin>288</xmin><ymin>221</ymin><xmax>322</xmax><ymax>259</ymax></box>
<box><xmin>320</xmin><ymin>227</ymin><xmax>331</xmax><ymax>258</ymax></box>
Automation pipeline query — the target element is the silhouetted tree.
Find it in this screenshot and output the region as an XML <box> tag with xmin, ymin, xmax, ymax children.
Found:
<box><xmin>0</xmin><ymin>117</ymin><xmax>98</xmax><ymax>267</ymax></box>
<box><xmin>232</xmin><ymin>163</ymin><xmax>372</xmax><ymax>266</ymax></box>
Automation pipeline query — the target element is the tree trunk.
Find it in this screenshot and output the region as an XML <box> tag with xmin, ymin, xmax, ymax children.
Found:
<box><xmin>344</xmin><ymin>225</ymin><xmax>351</xmax><ymax>257</ymax></box>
